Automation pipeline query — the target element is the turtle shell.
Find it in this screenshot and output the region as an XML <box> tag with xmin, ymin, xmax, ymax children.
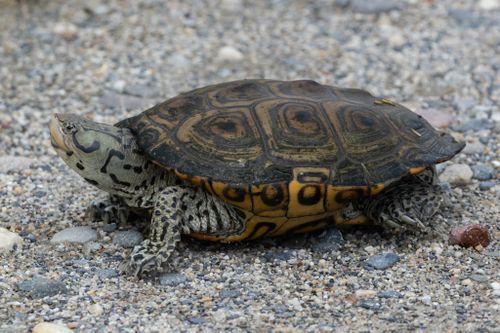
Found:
<box><xmin>117</xmin><ymin>79</ymin><xmax>464</xmax><ymax>189</ymax></box>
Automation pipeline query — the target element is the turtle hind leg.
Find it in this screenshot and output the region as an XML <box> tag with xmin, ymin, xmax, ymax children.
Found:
<box><xmin>360</xmin><ymin>176</ymin><xmax>443</xmax><ymax>229</ymax></box>
<box><xmin>123</xmin><ymin>185</ymin><xmax>246</xmax><ymax>277</ymax></box>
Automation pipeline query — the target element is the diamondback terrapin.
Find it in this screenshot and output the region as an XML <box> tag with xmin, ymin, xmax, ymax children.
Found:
<box><xmin>49</xmin><ymin>79</ymin><xmax>465</xmax><ymax>276</ymax></box>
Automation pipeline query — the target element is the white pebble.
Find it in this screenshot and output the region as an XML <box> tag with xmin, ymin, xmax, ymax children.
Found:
<box><xmin>51</xmin><ymin>226</ymin><xmax>97</xmax><ymax>244</ymax></box>
<box><xmin>32</xmin><ymin>322</ymin><xmax>73</xmax><ymax>333</ymax></box>
<box><xmin>0</xmin><ymin>227</ymin><xmax>23</xmax><ymax>252</ymax></box>
<box><xmin>355</xmin><ymin>289</ymin><xmax>377</xmax><ymax>298</ymax></box>
<box><xmin>88</xmin><ymin>303</ymin><xmax>104</xmax><ymax>316</ymax></box>
<box><xmin>288</xmin><ymin>297</ymin><xmax>303</xmax><ymax>311</ymax></box>
<box><xmin>0</xmin><ymin>156</ymin><xmax>34</xmax><ymax>173</ymax></box>
<box><xmin>212</xmin><ymin>309</ymin><xmax>227</xmax><ymax>322</ymax></box>
<box><xmin>420</xmin><ymin>295</ymin><xmax>432</xmax><ymax>305</ymax></box>
<box><xmin>53</xmin><ymin>22</ymin><xmax>78</xmax><ymax>40</ymax></box>
<box><xmin>439</xmin><ymin>164</ymin><xmax>473</xmax><ymax>185</ymax></box>
<box><xmin>111</xmin><ymin>80</ymin><xmax>126</xmax><ymax>92</ymax></box>
<box><xmin>216</xmin><ymin>46</ymin><xmax>244</xmax><ymax>62</ymax></box>
<box><xmin>388</xmin><ymin>33</ymin><xmax>405</xmax><ymax>48</ymax></box>
<box><xmin>479</xmin><ymin>0</ymin><xmax>500</xmax><ymax>10</ymax></box>
<box><xmin>491</xmin><ymin>282</ymin><xmax>500</xmax><ymax>290</ymax></box>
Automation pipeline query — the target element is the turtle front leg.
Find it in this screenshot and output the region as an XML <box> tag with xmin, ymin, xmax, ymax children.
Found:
<box><xmin>123</xmin><ymin>185</ymin><xmax>246</xmax><ymax>277</ymax></box>
<box><xmin>85</xmin><ymin>195</ymin><xmax>129</xmax><ymax>226</ymax></box>
<box><xmin>360</xmin><ymin>176</ymin><xmax>443</xmax><ymax>229</ymax></box>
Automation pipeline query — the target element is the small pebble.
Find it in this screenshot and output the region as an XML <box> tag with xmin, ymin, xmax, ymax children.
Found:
<box><xmin>263</xmin><ymin>251</ymin><xmax>294</xmax><ymax>261</ymax></box>
<box><xmin>112</xmin><ymin>230</ymin><xmax>143</xmax><ymax>248</ymax></box>
<box><xmin>51</xmin><ymin>226</ymin><xmax>97</xmax><ymax>244</ymax></box>
<box><xmin>159</xmin><ymin>273</ymin><xmax>187</xmax><ymax>286</ymax></box>
<box><xmin>355</xmin><ymin>289</ymin><xmax>377</xmax><ymax>298</ymax></box>
<box><xmin>479</xmin><ymin>181</ymin><xmax>495</xmax><ymax>191</ymax></box>
<box><xmin>220</xmin><ymin>289</ymin><xmax>242</xmax><ymax>299</ymax></box>
<box><xmin>449</xmin><ymin>224</ymin><xmax>491</xmax><ymax>248</ymax></box>
<box><xmin>216</xmin><ymin>46</ymin><xmax>244</xmax><ymax>62</ymax></box>
<box><xmin>88</xmin><ymin>303</ymin><xmax>104</xmax><ymax>316</ymax></box>
<box><xmin>439</xmin><ymin>164</ymin><xmax>473</xmax><ymax>185</ymax></box>
<box><xmin>103</xmin><ymin>223</ymin><xmax>117</xmax><ymax>233</ymax></box>
<box><xmin>32</xmin><ymin>322</ymin><xmax>73</xmax><ymax>333</ymax></box>
<box><xmin>311</xmin><ymin>228</ymin><xmax>345</xmax><ymax>252</ymax></box>
<box><xmin>364</xmin><ymin>253</ymin><xmax>400</xmax><ymax>270</ymax></box>
<box><xmin>168</xmin><ymin>54</ymin><xmax>190</xmax><ymax>68</ymax></box>
<box><xmin>479</xmin><ymin>0</ymin><xmax>500</xmax><ymax>10</ymax></box>
<box><xmin>451</xmin><ymin>119</ymin><xmax>495</xmax><ymax>132</ymax></box>
<box><xmin>377</xmin><ymin>291</ymin><xmax>403</xmax><ymax>299</ymax></box>
<box><xmin>53</xmin><ymin>22</ymin><xmax>78</xmax><ymax>41</ymax></box>
<box><xmin>0</xmin><ymin>156</ymin><xmax>34</xmax><ymax>173</ymax></box>
<box><xmin>212</xmin><ymin>309</ymin><xmax>227</xmax><ymax>322</ymax></box>
<box><xmin>188</xmin><ymin>317</ymin><xmax>206</xmax><ymax>325</ymax></box>
<box><xmin>463</xmin><ymin>142</ymin><xmax>485</xmax><ymax>155</ymax></box>
<box><xmin>17</xmin><ymin>276</ymin><xmax>68</xmax><ymax>298</ymax></box>
<box><xmin>471</xmin><ymin>164</ymin><xmax>495</xmax><ymax>180</ymax></box>
<box><xmin>97</xmin><ymin>269</ymin><xmax>119</xmax><ymax>279</ymax></box>
<box><xmin>0</xmin><ymin>227</ymin><xmax>23</xmax><ymax>252</ymax></box>
<box><xmin>420</xmin><ymin>295</ymin><xmax>432</xmax><ymax>305</ymax></box>
<box><xmin>469</xmin><ymin>274</ymin><xmax>488</xmax><ymax>283</ymax></box>
<box><xmin>350</xmin><ymin>0</ymin><xmax>401</xmax><ymax>13</ymax></box>
<box><xmin>358</xmin><ymin>299</ymin><xmax>381</xmax><ymax>310</ymax></box>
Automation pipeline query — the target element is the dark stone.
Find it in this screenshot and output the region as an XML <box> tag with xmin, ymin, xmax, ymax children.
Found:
<box><xmin>479</xmin><ymin>181</ymin><xmax>495</xmax><ymax>191</ymax></box>
<box><xmin>159</xmin><ymin>273</ymin><xmax>187</xmax><ymax>286</ymax></box>
<box><xmin>471</xmin><ymin>164</ymin><xmax>495</xmax><ymax>181</ymax></box>
<box><xmin>219</xmin><ymin>289</ymin><xmax>241</xmax><ymax>299</ymax></box>
<box><xmin>377</xmin><ymin>291</ymin><xmax>403</xmax><ymax>299</ymax></box>
<box><xmin>364</xmin><ymin>253</ymin><xmax>400</xmax><ymax>270</ymax></box>
<box><xmin>263</xmin><ymin>251</ymin><xmax>294</xmax><ymax>261</ymax></box>
<box><xmin>97</xmin><ymin>269</ymin><xmax>119</xmax><ymax>279</ymax></box>
<box><xmin>351</xmin><ymin>0</ymin><xmax>401</xmax><ymax>14</ymax></box>
<box><xmin>479</xmin><ymin>137</ymin><xmax>490</xmax><ymax>144</ymax></box>
<box><xmin>469</xmin><ymin>274</ymin><xmax>488</xmax><ymax>283</ymax></box>
<box><xmin>19</xmin><ymin>230</ymin><xmax>36</xmax><ymax>242</ymax></box>
<box><xmin>311</xmin><ymin>228</ymin><xmax>345</xmax><ymax>252</ymax></box>
<box><xmin>33</xmin><ymin>191</ymin><xmax>47</xmax><ymax>198</ymax></box>
<box><xmin>103</xmin><ymin>223</ymin><xmax>117</xmax><ymax>233</ymax></box>
<box><xmin>359</xmin><ymin>298</ymin><xmax>381</xmax><ymax>310</ymax></box>
<box><xmin>16</xmin><ymin>276</ymin><xmax>68</xmax><ymax>298</ymax></box>
<box><xmin>112</xmin><ymin>230</ymin><xmax>143</xmax><ymax>248</ymax></box>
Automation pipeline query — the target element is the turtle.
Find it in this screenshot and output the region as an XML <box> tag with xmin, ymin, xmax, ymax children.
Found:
<box><xmin>49</xmin><ymin>79</ymin><xmax>465</xmax><ymax>276</ymax></box>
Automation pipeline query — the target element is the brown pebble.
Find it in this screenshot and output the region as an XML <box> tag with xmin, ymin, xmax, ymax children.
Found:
<box><xmin>449</xmin><ymin>224</ymin><xmax>491</xmax><ymax>248</ymax></box>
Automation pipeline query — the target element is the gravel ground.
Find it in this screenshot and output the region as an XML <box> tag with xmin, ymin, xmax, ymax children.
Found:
<box><xmin>0</xmin><ymin>0</ymin><xmax>499</xmax><ymax>332</ymax></box>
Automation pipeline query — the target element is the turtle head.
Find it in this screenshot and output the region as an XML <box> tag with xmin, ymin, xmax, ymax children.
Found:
<box><xmin>50</xmin><ymin>113</ymin><xmax>150</xmax><ymax>195</ymax></box>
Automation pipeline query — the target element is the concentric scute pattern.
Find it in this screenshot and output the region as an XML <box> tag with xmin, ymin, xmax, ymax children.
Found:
<box><xmin>118</xmin><ymin>80</ymin><xmax>464</xmax><ymax>189</ymax></box>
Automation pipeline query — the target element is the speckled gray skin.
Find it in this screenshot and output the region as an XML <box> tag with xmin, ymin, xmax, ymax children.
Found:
<box><xmin>50</xmin><ymin>113</ymin><xmax>246</xmax><ymax>275</ymax></box>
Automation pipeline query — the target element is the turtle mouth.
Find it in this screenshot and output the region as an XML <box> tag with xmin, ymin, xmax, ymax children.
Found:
<box><xmin>49</xmin><ymin>114</ymin><xmax>71</xmax><ymax>153</ymax></box>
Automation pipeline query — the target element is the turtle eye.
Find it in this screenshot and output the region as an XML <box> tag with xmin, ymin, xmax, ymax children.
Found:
<box><xmin>63</xmin><ymin>123</ymin><xmax>77</xmax><ymax>134</ymax></box>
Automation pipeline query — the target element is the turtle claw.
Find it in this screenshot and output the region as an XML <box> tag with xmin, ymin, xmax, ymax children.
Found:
<box><xmin>400</xmin><ymin>215</ymin><xmax>425</xmax><ymax>229</ymax></box>
<box><xmin>383</xmin><ymin>219</ymin><xmax>402</xmax><ymax>229</ymax></box>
